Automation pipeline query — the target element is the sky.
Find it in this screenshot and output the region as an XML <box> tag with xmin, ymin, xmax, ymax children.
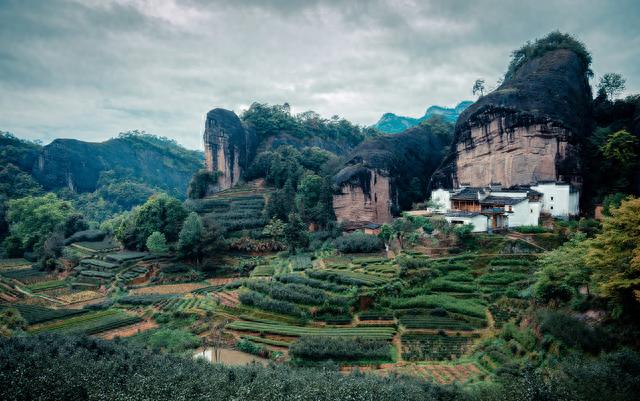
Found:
<box><xmin>1</xmin><ymin>0</ymin><xmax>639</xmax><ymax>150</ymax></box>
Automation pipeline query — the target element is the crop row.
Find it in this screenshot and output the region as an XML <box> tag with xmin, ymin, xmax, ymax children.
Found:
<box><xmin>26</xmin><ymin>280</ymin><xmax>67</xmax><ymax>292</ymax></box>
<box><xmin>0</xmin><ymin>303</ymin><xmax>87</xmax><ymax>325</ymax></box>
<box><xmin>401</xmin><ymin>334</ymin><xmax>479</xmax><ymax>361</ymax></box>
<box><xmin>30</xmin><ymin>310</ymin><xmax>119</xmax><ymax>333</ymax></box>
<box><xmin>227</xmin><ymin>321</ymin><xmax>396</xmax><ymax>340</ymax></box>
<box><xmin>307</xmin><ymin>269</ymin><xmax>390</xmax><ymax>286</ymax></box>
<box><xmin>399</xmin><ymin>315</ymin><xmax>475</xmax><ymax>330</ymax></box>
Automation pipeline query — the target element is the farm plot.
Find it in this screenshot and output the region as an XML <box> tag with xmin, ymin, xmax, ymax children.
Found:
<box><xmin>56</xmin><ymin>290</ymin><xmax>103</xmax><ymax>304</ymax></box>
<box><xmin>399</xmin><ymin>315</ymin><xmax>477</xmax><ymax>331</ymax></box>
<box><xmin>130</xmin><ymin>283</ymin><xmax>208</xmax><ymax>295</ymax></box>
<box><xmin>0</xmin><ymin>258</ymin><xmax>31</xmax><ymax>271</ymax></box>
<box><xmin>210</xmin><ymin>291</ymin><xmax>240</xmax><ymax>307</ymax></box>
<box><xmin>1</xmin><ymin>268</ymin><xmax>51</xmax><ymax>283</ymax></box>
<box><xmin>70</xmin><ymin>239</ymin><xmax>119</xmax><ymax>254</ymax></box>
<box><xmin>227</xmin><ymin>321</ymin><xmax>396</xmax><ymax>340</ymax></box>
<box><xmin>251</xmin><ymin>264</ymin><xmax>275</xmax><ymax>277</ymax></box>
<box><xmin>30</xmin><ymin>309</ymin><xmax>142</xmax><ymax>335</ymax></box>
<box><xmin>307</xmin><ymin>269</ymin><xmax>391</xmax><ymax>286</ymax></box>
<box><xmin>0</xmin><ymin>303</ymin><xmax>87</xmax><ymax>325</ymax></box>
<box><xmin>401</xmin><ymin>333</ymin><xmax>479</xmax><ymax>361</ymax></box>
<box><xmin>26</xmin><ymin>279</ymin><xmax>67</xmax><ymax>293</ymax></box>
<box><xmin>156</xmin><ymin>297</ymin><xmax>215</xmax><ymax>312</ymax></box>
<box><xmin>105</xmin><ymin>251</ymin><xmax>147</xmax><ymax>264</ymax></box>
<box><xmin>419</xmin><ymin>363</ymin><xmax>483</xmax><ymax>384</ymax></box>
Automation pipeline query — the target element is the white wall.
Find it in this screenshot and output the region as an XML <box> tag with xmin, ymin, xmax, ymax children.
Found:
<box><xmin>430</xmin><ymin>188</ymin><xmax>451</xmax><ymax>213</ymax></box>
<box><xmin>531</xmin><ymin>183</ymin><xmax>579</xmax><ymax>218</ymax></box>
<box><xmin>445</xmin><ymin>215</ymin><xmax>488</xmax><ymax>232</ymax></box>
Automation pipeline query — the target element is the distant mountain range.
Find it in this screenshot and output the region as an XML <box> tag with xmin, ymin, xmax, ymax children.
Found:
<box><xmin>373</xmin><ymin>101</ymin><xmax>473</xmax><ymax>134</ymax></box>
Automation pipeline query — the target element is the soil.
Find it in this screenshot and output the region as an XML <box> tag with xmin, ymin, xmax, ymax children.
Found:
<box><xmin>195</xmin><ymin>348</ymin><xmax>268</xmax><ymax>366</ymax></box>
<box><xmin>130</xmin><ymin>283</ymin><xmax>208</xmax><ymax>295</ymax></box>
<box><xmin>99</xmin><ymin>320</ymin><xmax>158</xmax><ymax>340</ymax></box>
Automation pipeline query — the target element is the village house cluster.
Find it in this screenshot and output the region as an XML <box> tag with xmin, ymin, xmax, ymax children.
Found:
<box><xmin>430</xmin><ymin>182</ymin><xmax>579</xmax><ymax>232</ymax></box>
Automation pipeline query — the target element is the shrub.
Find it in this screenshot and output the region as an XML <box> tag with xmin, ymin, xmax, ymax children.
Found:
<box><xmin>538</xmin><ymin>310</ymin><xmax>608</xmax><ymax>353</ymax></box>
<box><xmin>513</xmin><ymin>225</ymin><xmax>548</xmax><ymax>234</ymax></box>
<box><xmin>333</xmin><ymin>232</ymin><xmax>384</xmax><ymax>254</ymax></box>
<box><xmin>238</xmin><ymin>290</ymin><xmax>306</xmax><ymax>318</ymax></box>
<box><xmin>290</xmin><ymin>336</ymin><xmax>391</xmax><ymax>362</ymax></box>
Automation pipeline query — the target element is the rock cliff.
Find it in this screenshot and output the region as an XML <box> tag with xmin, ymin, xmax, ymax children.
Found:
<box><xmin>431</xmin><ymin>49</ymin><xmax>592</xmax><ymax>189</ymax></box>
<box><xmin>333</xmin><ymin>124</ymin><xmax>450</xmax><ymax>225</ymax></box>
<box><xmin>33</xmin><ymin>135</ymin><xmax>203</xmax><ymax>196</ymax></box>
<box><xmin>203</xmin><ymin>108</ymin><xmax>257</xmax><ymax>191</ymax></box>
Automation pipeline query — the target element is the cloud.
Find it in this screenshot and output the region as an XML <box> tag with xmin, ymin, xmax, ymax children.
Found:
<box><xmin>0</xmin><ymin>0</ymin><xmax>639</xmax><ymax>150</ymax></box>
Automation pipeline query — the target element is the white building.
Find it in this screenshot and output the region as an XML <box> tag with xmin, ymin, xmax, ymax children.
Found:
<box><xmin>530</xmin><ymin>182</ymin><xmax>579</xmax><ymax>218</ymax></box>
<box><xmin>443</xmin><ymin>212</ymin><xmax>488</xmax><ymax>232</ymax></box>
<box><xmin>429</xmin><ymin>182</ymin><xmax>577</xmax><ymax>232</ymax></box>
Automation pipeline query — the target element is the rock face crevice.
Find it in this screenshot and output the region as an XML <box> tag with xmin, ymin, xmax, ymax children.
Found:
<box><xmin>431</xmin><ymin>49</ymin><xmax>592</xmax><ymax>190</ymax></box>
<box><xmin>203</xmin><ymin>108</ymin><xmax>256</xmax><ymax>192</ymax></box>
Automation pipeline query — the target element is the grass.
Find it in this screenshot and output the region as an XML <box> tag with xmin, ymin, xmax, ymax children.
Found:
<box><xmin>251</xmin><ymin>264</ymin><xmax>275</xmax><ymax>277</ymax></box>
<box><xmin>226</xmin><ymin>321</ymin><xmax>396</xmax><ymax>340</ymax></box>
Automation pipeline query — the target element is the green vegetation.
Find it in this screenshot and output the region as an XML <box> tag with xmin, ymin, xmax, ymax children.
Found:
<box><xmin>227</xmin><ymin>321</ymin><xmax>396</xmax><ymax>340</ymax></box>
<box><xmin>290</xmin><ymin>336</ymin><xmax>391</xmax><ymax>362</ymax></box>
<box><xmin>387</xmin><ymin>294</ymin><xmax>487</xmax><ymax>319</ymax></box>
<box><xmin>506</xmin><ymin>31</ymin><xmax>592</xmax><ymax>79</ymax></box>
<box><xmin>402</xmin><ymin>333</ymin><xmax>479</xmax><ymax>361</ymax></box>
<box><xmin>0</xmin><ymin>304</ymin><xmax>87</xmax><ymax>325</ymax></box>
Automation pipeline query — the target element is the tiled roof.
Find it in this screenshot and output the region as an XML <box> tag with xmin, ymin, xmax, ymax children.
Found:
<box><xmin>445</xmin><ymin>211</ymin><xmax>482</xmax><ymax>218</ymax></box>
<box><xmin>450</xmin><ymin>187</ymin><xmax>484</xmax><ymax>201</ymax></box>
<box><xmin>480</xmin><ymin>196</ymin><xmax>526</xmax><ymax>206</ymax></box>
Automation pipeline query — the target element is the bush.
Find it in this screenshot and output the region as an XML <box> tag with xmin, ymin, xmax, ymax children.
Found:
<box><xmin>538</xmin><ymin>310</ymin><xmax>608</xmax><ymax>353</ymax></box>
<box><xmin>513</xmin><ymin>225</ymin><xmax>548</xmax><ymax>234</ymax></box>
<box><xmin>333</xmin><ymin>232</ymin><xmax>384</xmax><ymax>254</ymax></box>
<box><xmin>290</xmin><ymin>336</ymin><xmax>391</xmax><ymax>362</ymax></box>
<box><xmin>238</xmin><ymin>290</ymin><xmax>307</xmax><ymax>318</ymax></box>
<box><xmin>63</xmin><ymin>230</ymin><xmax>107</xmax><ymax>245</ymax></box>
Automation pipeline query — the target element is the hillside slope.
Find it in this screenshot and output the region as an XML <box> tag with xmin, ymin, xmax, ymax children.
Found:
<box><xmin>374</xmin><ymin>101</ymin><xmax>471</xmax><ymax>134</ymax></box>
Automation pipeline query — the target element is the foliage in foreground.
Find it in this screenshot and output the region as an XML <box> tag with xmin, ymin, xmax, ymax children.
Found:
<box><xmin>0</xmin><ymin>334</ymin><xmax>456</xmax><ymax>401</ymax></box>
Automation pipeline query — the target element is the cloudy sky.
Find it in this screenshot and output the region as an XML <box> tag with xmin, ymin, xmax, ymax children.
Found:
<box><xmin>1</xmin><ymin>0</ymin><xmax>639</xmax><ymax>150</ymax></box>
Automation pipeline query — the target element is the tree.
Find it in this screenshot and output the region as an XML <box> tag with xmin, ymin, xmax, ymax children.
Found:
<box><xmin>178</xmin><ymin>212</ymin><xmax>204</xmax><ymax>264</ymax></box>
<box><xmin>534</xmin><ymin>233</ymin><xmax>591</xmax><ymax>303</ymax></box>
<box><xmin>263</xmin><ymin>218</ymin><xmax>286</xmax><ymax>241</ymax></box>
<box><xmin>39</xmin><ymin>231</ymin><xmax>64</xmax><ymax>270</ymax></box>
<box><xmin>601</xmin><ymin>130</ymin><xmax>638</xmax><ymax>171</ymax></box>
<box><xmin>586</xmin><ymin>197</ymin><xmax>640</xmax><ymax>316</ymax></box>
<box><xmin>146</xmin><ymin>231</ymin><xmax>168</xmax><ymax>255</ymax></box>
<box><xmin>3</xmin><ymin>193</ymin><xmax>74</xmax><ymax>255</ymax></box>
<box><xmin>187</xmin><ymin>170</ymin><xmax>218</xmax><ymax>199</ymax></box>
<box><xmin>284</xmin><ymin>213</ymin><xmax>308</xmax><ymax>253</ymax></box>
<box><xmin>472</xmin><ymin>79</ymin><xmax>485</xmax><ymax>97</ymax></box>
<box><xmin>115</xmin><ymin>194</ymin><xmax>187</xmax><ymax>250</ymax></box>
<box><xmin>597</xmin><ymin>73</ymin><xmax>626</xmax><ymax>100</ymax></box>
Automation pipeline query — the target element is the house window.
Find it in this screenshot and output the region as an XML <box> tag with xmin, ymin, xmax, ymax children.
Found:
<box><xmin>550</xmin><ymin>206</ymin><xmax>554</xmax><ymax>210</ymax></box>
<box><xmin>550</xmin><ymin>196</ymin><xmax>554</xmax><ymax>201</ymax></box>
<box><xmin>530</xmin><ymin>209</ymin><xmax>533</xmax><ymax>213</ymax></box>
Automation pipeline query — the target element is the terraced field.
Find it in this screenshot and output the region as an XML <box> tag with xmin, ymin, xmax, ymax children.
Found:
<box><xmin>401</xmin><ymin>333</ymin><xmax>479</xmax><ymax>361</ymax></box>
<box><xmin>0</xmin><ymin>303</ymin><xmax>88</xmax><ymax>325</ymax></box>
<box><xmin>30</xmin><ymin>309</ymin><xmax>142</xmax><ymax>335</ymax></box>
<box><xmin>227</xmin><ymin>321</ymin><xmax>396</xmax><ymax>340</ymax></box>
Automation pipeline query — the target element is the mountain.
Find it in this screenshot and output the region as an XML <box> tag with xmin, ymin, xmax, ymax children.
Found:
<box><xmin>32</xmin><ymin>133</ymin><xmax>203</xmax><ymax>197</ymax></box>
<box><xmin>373</xmin><ymin>101</ymin><xmax>472</xmax><ymax>134</ymax></box>
<box><xmin>430</xmin><ymin>46</ymin><xmax>592</xmax><ymax>190</ymax></box>
<box><xmin>333</xmin><ymin>120</ymin><xmax>453</xmax><ymax>225</ymax></box>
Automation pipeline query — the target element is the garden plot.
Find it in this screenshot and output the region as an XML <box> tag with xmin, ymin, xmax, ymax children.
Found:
<box><xmin>227</xmin><ymin>321</ymin><xmax>396</xmax><ymax>340</ymax></box>
<box><xmin>157</xmin><ymin>296</ymin><xmax>216</xmax><ymax>312</ymax></box>
<box><xmin>70</xmin><ymin>239</ymin><xmax>120</xmax><ymax>254</ymax></box>
<box><xmin>26</xmin><ymin>279</ymin><xmax>67</xmax><ymax>293</ymax></box>
<box><xmin>399</xmin><ymin>315</ymin><xmax>477</xmax><ymax>331</ymax></box>
<box><xmin>130</xmin><ymin>283</ymin><xmax>208</xmax><ymax>295</ymax></box>
<box><xmin>0</xmin><ymin>267</ymin><xmax>52</xmax><ymax>284</ymax></box>
<box><xmin>105</xmin><ymin>251</ymin><xmax>147</xmax><ymax>264</ymax></box>
<box><xmin>30</xmin><ymin>309</ymin><xmax>142</xmax><ymax>335</ymax></box>
<box><xmin>307</xmin><ymin>269</ymin><xmax>391</xmax><ymax>286</ymax></box>
<box><xmin>0</xmin><ymin>258</ymin><xmax>31</xmax><ymax>271</ymax></box>
<box><xmin>0</xmin><ymin>303</ymin><xmax>88</xmax><ymax>325</ymax></box>
<box><xmin>56</xmin><ymin>290</ymin><xmax>103</xmax><ymax>304</ymax></box>
<box><xmin>401</xmin><ymin>333</ymin><xmax>480</xmax><ymax>361</ymax></box>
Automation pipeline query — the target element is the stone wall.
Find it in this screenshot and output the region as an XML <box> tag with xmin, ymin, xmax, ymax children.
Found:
<box><xmin>333</xmin><ymin>171</ymin><xmax>393</xmax><ymax>224</ymax></box>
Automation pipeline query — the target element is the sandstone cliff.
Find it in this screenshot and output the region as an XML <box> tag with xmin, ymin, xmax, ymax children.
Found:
<box><xmin>203</xmin><ymin>108</ymin><xmax>257</xmax><ymax>192</ymax></box>
<box><xmin>333</xmin><ymin>124</ymin><xmax>450</xmax><ymax>225</ymax></box>
<box><xmin>33</xmin><ymin>135</ymin><xmax>203</xmax><ymax>196</ymax></box>
<box><xmin>431</xmin><ymin>49</ymin><xmax>592</xmax><ymax>189</ymax></box>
